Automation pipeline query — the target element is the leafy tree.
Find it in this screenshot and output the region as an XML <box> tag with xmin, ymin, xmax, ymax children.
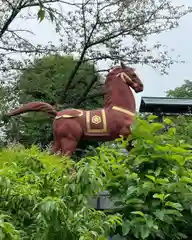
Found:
<box><xmin>40</xmin><ymin>0</ymin><xmax>192</xmax><ymax>105</ymax></box>
<box><xmin>0</xmin><ymin>84</ymin><xmax>17</xmax><ymax>147</ymax></box>
<box><xmin>0</xmin><ymin>0</ymin><xmax>64</xmax><ymax>74</ymax></box>
<box><xmin>17</xmin><ymin>54</ymin><xmax>102</xmax><ymax>108</ymax></box>
<box><xmin>166</xmin><ymin>80</ymin><xmax>192</xmax><ymax>145</ymax></box>
<box><xmin>166</xmin><ymin>80</ymin><xmax>192</xmax><ymax>98</ymax></box>
<box><xmin>172</xmin><ymin>115</ymin><xmax>192</xmax><ymax>145</ymax></box>
<box><xmin>1</xmin><ymin>0</ymin><xmax>192</xmax><ymax>106</ymax></box>
<box><xmin>4</xmin><ymin>55</ymin><xmax>103</xmax><ymax>149</ymax></box>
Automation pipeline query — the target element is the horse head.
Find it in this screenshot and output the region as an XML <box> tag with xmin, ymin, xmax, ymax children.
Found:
<box><xmin>107</xmin><ymin>62</ymin><xmax>144</xmax><ymax>93</ymax></box>
<box><xmin>118</xmin><ymin>62</ymin><xmax>144</xmax><ymax>93</ymax></box>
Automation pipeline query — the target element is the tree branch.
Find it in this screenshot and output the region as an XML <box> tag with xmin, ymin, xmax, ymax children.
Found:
<box><xmin>0</xmin><ymin>0</ymin><xmax>78</xmax><ymax>40</ymax></box>
<box><xmin>81</xmin><ymin>0</ymin><xmax>88</xmax><ymax>43</ymax></box>
<box><xmin>3</xmin><ymin>0</ymin><xmax>14</xmax><ymax>8</ymax></box>
<box><xmin>7</xmin><ymin>29</ymin><xmax>35</xmax><ymax>35</ymax></box>
<box><xmin>61</xmin><ymin>2</ymin><xmax>100</xmax><ymax>102</ymax></box>
<box><xmin>72</xmin><ymin>74</ymin><xmax>98</xmax><ymax>107</ymax></box>
<box><xmin>88</xmin><ymin>1</ymin><xmax>166</xmax><ymax>47</ymax></box>
<box><xmin>23</xmin><ymin>0</ymin><xmax>80</xmax><ymax>8</ymax></box>
<box><xmin>0</xmin><ymin>46</ymin><xmax>53</xmax><ymax>53</ymax></box>
<box><xmin>0</xmin><ymin>5</ymin><xmax>21</xmax><ymax>37</ymax></box>
<box><xmin>82</xmin><ymin>91</ymin><xmax>104</xmax><ymax>102</ymax></box>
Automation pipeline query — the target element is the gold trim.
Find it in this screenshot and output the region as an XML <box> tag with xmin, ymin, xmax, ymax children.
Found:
<box><xmin>86</xmin><ymin>109</ymin><xmax>107</xmax><ymax>133</ymax></box>
<box><xmin>112</xmin><ymin>106</ymin><xmax>135</xmax><ymax>117</ymax></box>
<box><xmin>55</xmin><ymin>109</ymin><xmax>83</xmax><ymax>120</ymax></box>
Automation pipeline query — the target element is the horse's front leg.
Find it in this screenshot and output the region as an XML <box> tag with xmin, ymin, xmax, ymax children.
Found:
<box><xmin>119</xmin><ymin>125</ymin><xmax>133</xmax><ymax>152</ymax></box>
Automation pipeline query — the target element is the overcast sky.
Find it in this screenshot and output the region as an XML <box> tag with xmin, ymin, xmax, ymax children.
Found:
<box><xmin>12</xmin><ymin>0</ymin><xmax>192</xmax><ymax>110</ymax></box>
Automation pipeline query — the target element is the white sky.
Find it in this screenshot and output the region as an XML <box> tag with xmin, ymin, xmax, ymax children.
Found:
<box><xmin>10</xmin><ymin>0</ymin><xmax>192</xmax><ymax>110</ymax></box>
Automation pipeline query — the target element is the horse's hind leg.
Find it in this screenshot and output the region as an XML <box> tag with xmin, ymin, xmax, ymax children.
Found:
<box><xmin>51</xmin><ymin>130</ymin><xmax>61</xmax><ymax>155</ymax></box>
<box><xmin>51</xmin><ymin>140</ymin><xmax>61</xmax><ymax>155</ymax></box>
<box><xmin>55</xmin><ymin>119</ymin><xmax>83</xmax><ymax>157</ymax></box>
<box><xmin>60</xmin><ymin>138</ymin><xmax>78</xmax><ymax>157</ymax></box>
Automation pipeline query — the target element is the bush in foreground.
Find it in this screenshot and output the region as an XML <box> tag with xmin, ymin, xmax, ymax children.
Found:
<box><xmin>0</xmin><ymin>146</ymin><xmax>121</xmax><ymax>239</ymax></box>
<box><xmin>95</xmin><ymin>116</ymin><xmax>192</xmax><ymax>239</ymax></box>
<box><xmin>0</xmin><ymin>115</ymin><xmax>192</xmax><ymax>239</ymax></box>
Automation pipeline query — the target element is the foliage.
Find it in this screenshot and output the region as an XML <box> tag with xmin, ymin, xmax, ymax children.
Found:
<box><xmin>0</xmin><ymin>116</ymin><xmax>192</xmax><ymax>240</ymax></box>
<box><xmin>0</xmin><ymin>145</ymin><xmax>121</xmax><ymax>239</ymax></box>
<box><xmin>166</xmin><ymin>80</ymin><xmax>192</xmax><ymax>98</ymax></box>
<box><xmin>167</xmin><ymin>115</ymin><xmax>192</xmax><ymax>145</ymax></box>
<box><xmin>3</xmin><ymin>55</ymin><xmax>103</xmax><ymax>149</ymax></box>
<box><xmin>166</xmin><ymin>80</ymin><xmax>192</xmax><ymax>145</ymax></box>
<box><xmin>0</xmin><ymin>0</ymin><xmax>68</xmax><ymax>67</ymax></box>
<box><xmin>91</xmin><ymin>115</ymin><xmax>192</xmax><ymax>239</ymax></box>
<box><xmin>17</xmin><ymin>54</ymin><xmax>102</xmax><ymax>108</ymax></box>
<box><xmin>0</xmin><ymin>84</ymin><xmax>16</xmax><ymax>147</ymax></box>
<box><xmin>1</xmin><ymin>116</ymin><xmax>192</xmax><ymax>239</ymax></box>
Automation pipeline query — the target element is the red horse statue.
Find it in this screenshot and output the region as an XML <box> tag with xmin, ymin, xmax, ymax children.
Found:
<box><xmin>5</xmin><ymin>62</ymin><xmax>144</xmax><ymax>157</ymax></box>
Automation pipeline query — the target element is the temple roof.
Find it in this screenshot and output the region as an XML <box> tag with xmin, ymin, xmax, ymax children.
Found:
<box><xmin>139</xmin><ymin>97</ymin><xmax>192</xmax><ymax>114</ymax></box>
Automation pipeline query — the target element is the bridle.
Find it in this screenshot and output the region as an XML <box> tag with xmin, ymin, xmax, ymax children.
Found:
<box><xmin>116</xmin><ymin>72</ymin><xmax>133</xmax><ymax>84</ymax></box>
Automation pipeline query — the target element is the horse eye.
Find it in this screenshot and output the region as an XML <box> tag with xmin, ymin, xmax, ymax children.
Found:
<box><xmin>132</xmin><ymin>74</ymin><xmax>136</xmax><ymax>77</ymax></box>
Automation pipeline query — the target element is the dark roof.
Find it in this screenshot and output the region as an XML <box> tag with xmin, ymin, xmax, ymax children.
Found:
<box><xmin>139</xmin><ymin>97</ymin><xmax>192</xmax><ymax>114</ymax></box>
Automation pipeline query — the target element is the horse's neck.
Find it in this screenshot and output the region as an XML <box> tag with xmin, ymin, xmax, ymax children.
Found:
<box><xmin>104</xmin><ymin>80</ymin><xmax>136</xmax><ymax>112</ymax></box>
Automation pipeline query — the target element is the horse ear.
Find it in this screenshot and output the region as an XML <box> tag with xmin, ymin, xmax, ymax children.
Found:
<box><xmin>120</xmin><ymin>61</ymin><xmax>126</xmax><ymax>69</ymax></box>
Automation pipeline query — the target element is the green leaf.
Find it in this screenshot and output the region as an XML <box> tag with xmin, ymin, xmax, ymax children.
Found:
<box><xmin>171</xmin><ymin>154</ymin><xmax>185</xmax><ymax>165</ymax></box>
<box><xmin>154</xmin><ymin>209</ymin><xmax>165</xmax><ymax>221</ymax></box>
<box><xmin>131</xmin><ymin>211</ymin><xmax>145</xmax><ymax>217</ymax></box>
<box><xmin>152</xmin><ymin>224</ymin><xmax>158</xmax><ymax>230</ymax></box>
<box><xmin>156</xmin><ymin>177</ymin><xmax>169</xmax><ymax>184</ymax></box>
<box><xmin>164</xmin><ymin>209</ymin><xmax>183</xmax><ymax>217</ymax></box>
<box><xmin>146</xmin><ymin>175</ymin><xmax>156</xmax><ymax>182</ymax></box>
<box><xmin>163</xmin><ymin>118</ymin><xmax>173</xmax><ymax>125</ymax></box>
<box><xmin>180</xmin><ymin>176</ymin><xmax>192</xmax><ymax>184</ymax></box>
<box><xmin>126</xmin><ymin>186</ymin><xmax>137</xmax><ymax>197</ymax></box>
<box><xmin>154</xmin><ymin>167</ymin><xmax>162</xmax><ymax>176</ymax></box>
<box><xmin>140</xmin><ymin>225</ymin><xmax>150</xmax><ymax>239</ymax></box>
<box><xmin>151</xmin><ymin>122</ymin><xmax>164</xmax><ymax>133</ymax></box>
<box><xmin>168</xmin><ymin>127</ymin><xmax>176</xmax><ymax>136</ymax></box>
<box><xmin>176</xmin><ymin>232</ymin><xmax>188</xmax><ymax>239</ymax></box>
<box><xmin>122</xmin><ymin>220</ymin><xmax>131</xmax><ymax>236</ymax></box>
<box><xmin>165</xmin><ymin>201</ymin><xmax>183</xmax><ymax>211</ymax></box>
<box><xmin>153</xmin><ymin>193</ymin><xmax>170</xmax><ymax>201</ymax></box>
<box><xmin>38</xmin><ymin>8</ymin><xmax>45</xmax><ymax>22</ymax></box>
<box><xmin>146</xmin><ymin>216</ymin><xmax>154</xmax><ymax>228</ymax></box>
<box><xmin>126</xmin><ymin>198</ymin><xmax>144</xmax><ymax>205</ymax></box>
<box><xmin>153</xmin><ymin>193</ymin><xmax>164</xmax><ymax>201</ymax></box>
<box><xmin>147</xmin><ymin>114</ymin><xmax>158</xmax><ymax>121</ymax></box>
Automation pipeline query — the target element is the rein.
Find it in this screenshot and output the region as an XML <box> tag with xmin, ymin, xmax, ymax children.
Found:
<box><xmin>112</xmin><ymin>71</ymin><xmax>135</xmax><ymax>117</ymax></box>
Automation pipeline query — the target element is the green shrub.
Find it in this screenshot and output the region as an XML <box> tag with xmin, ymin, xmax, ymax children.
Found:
<box><xmin>0</xmin><ymin>115</ymin><xmax>192</xmax><ymax>240</ymax></box>
<box><xmin>0</xmin><ymin>146</ymin><xmax>121</xmax><ymax>239</ymax></box>
<box><xmin>92</xmin><ymin>115</ymin><xmax>192</xmax><ymax>239</ymax></box>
